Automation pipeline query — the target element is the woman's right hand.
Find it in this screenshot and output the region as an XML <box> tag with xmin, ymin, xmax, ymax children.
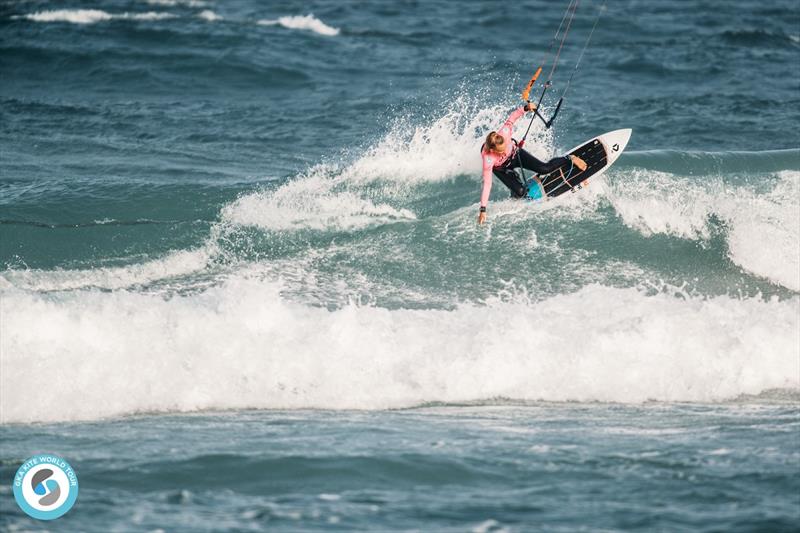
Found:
<box><xmin>478</xmin><ymin>211</ymin><xmax>487</xmax><ymax>225</ymax></box>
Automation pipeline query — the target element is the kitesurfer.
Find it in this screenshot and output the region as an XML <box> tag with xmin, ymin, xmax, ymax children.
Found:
<box><xmin>478</xmin><ymin>103</ymin><xmax>587</xmax><ymax>224</ymax></box>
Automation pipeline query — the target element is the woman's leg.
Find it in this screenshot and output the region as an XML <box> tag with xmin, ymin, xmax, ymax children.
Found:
<box><xmin>492</xmin><ymin>167</ymin><xmax>526</xmax><ymax>198</ymax></box>
<box><xmin>516</xmin><ymin>149</ymin><xmax>570</xmax><ymax>175</ymax></box>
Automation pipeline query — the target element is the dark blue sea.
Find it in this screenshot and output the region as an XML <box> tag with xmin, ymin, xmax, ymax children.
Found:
<box><xmin>1</xmin><ymin>0</ymin><xmax>799</xmax><ymax>531</ymax></box>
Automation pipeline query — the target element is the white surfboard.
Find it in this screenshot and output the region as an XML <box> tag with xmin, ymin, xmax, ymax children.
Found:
<box><xmin>528</xmin><ymin>129</ymin><xmax>632</xmax><ymax>199</ymax></box>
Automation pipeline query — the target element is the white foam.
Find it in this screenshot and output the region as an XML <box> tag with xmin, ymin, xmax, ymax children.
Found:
<box><xmin>726</xmin><ymin>171</ymin><xmax>800</xmax><ymax>291</ymax></box>
<box><xmin>221</xmin><ymin>103</ymin><xmax>554</xmax><ymax>232</ymax></box>
<box><xmin>129</xmin><ymin>12</ymin><xmax>175</xmax><ymax>21</ymax></box>
<box><xmin>257</xmin><ymin>14</ymin><xmax>339</xmax><ymax>36</ymax></box>
<box><xmin>604</xmin><ymin>169</ymin><xmax>715</xmax><ymax>239</ymax></box>
<box><xmin>605</xmin><ymin>169</ymin><xmax>800</xmax><ymax>291</ymax></box>
<box><xmin>26</xmin><ymin>9</ymin><xmax>113</xmax><ymax>24</ymax></box>
<box><xmin>220</xmin><ymin>167</ymin><xmax>417</xmax><ymax>232</ymax></box>
<box><xmin>1</xmin><ymin>281</ymin><xmax>797</xmax><ymax>423</ymax></box>
<box><xmin>146</xmin><ymin>0</ymin><xmax>207</xmax><ymax>6</ymax></box>
<box><xmin>0</xmin><ymin>245</ymin><xmax>216</xmax><ymax>293</ymax></box>
<box><xmin>25</xmin><ymin>9</ymin><xmax>176</xmax><ymax>24</ymax></box>
<box><xmin>198</xmin><ymin>10</ymin><xmax>221</xmax><ymax>22</ymax></box>
<box><xmin>344</xmin><ymin>104</ymin><xmax>554</xmax><ymax>186</ymax></box>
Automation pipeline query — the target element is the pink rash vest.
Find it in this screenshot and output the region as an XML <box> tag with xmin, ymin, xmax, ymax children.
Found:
<box><xmin>480</xmin><ymin>106</ymin><xmax>526</xmax><ymax>208</ymax></box>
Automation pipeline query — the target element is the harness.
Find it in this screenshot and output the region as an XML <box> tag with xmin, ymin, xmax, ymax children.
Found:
<box><xmin>479</xmin><ymin>139</ymin><xmax>520</xmax><ymax>169</ymax></box>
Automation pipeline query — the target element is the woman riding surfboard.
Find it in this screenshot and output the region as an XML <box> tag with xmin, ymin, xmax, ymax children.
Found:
<box><xmin>478</xmin><ymin>103</ymin><xmax>587</xmax><ymax>225</ymax></box>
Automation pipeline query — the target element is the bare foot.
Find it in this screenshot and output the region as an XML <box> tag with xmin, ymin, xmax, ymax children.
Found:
<box><xmin>571</xmin><ymin>155</ymin><xmax>588</xmax><ymax>171</ymax></box>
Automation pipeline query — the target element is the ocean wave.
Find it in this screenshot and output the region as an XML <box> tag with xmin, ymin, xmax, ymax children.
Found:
<box><xmin>215</xmin><ymin>103</ymin><xmax>798</xmax><ymax>297</ymax></box>
<box><xmin>24</xmin><ymin>9</ymin><xmax>177</xmax><ymax>24</ymax></box>
<box><xmin>0</xmin><ymin>279</ymin><xmax>800</xmax><ymax>423</ymax></box>
<box><xmin>605</xmin><ymin>169</ymin><xmax>800</xmax><ymax>291</ymax></box>
<box><xmin>220</xmin><ymin>102</ymin><xmax>554</xmax><ymax>232</ymax></box>
<box><xmin>221</xmin><ymin>170</ymin><xmax>417</xmax><ymax>232</ymax></box>
<box><xmin>720</xmin><ymin>29</ymin><xmax>800</xmax><ymax>48</ymax></box>
<box><xmin>0</xmin><ymin>244</ymin><xmax>216</xmax><ymax>292</ymax></box>
<box><xmin>624</xmin><ymin>148</ymin><xmax>800</xmax><ymax>175</ymax></box>
<box><xmin>725</xmin><ymin>172</ymin><xmax>800</xmax><ymax>292</ymax></box>
<box><xmin>145</xmin><ymin>0</ymin><xmax>208</xmax><ymax>6</ymax></box>
<box><xmin>257</xmin><ymin>14</ymin><xmax>340</xmax><ymax>37</ymax></box>
<box><xmin>1</xmin><ymin>280</ymin><xmax>796</xmax><ymax>423</ymax></box>
<box><xmin>198</xmin><ymin>10</ymin><xmax>221</xmax><ymax>22</ymax></box>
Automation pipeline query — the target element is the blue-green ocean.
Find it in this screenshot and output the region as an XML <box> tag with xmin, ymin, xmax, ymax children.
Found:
<box><xmin>1</xmin><ymin>0</ymin><xmax>799</xmax><ymax>531</ymax></box>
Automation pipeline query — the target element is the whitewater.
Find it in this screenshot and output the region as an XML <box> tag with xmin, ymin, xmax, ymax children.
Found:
<box><xmin>2</xmin><ymin>104</ymin><xmax>798</xmax><ymax>424</ymax></box>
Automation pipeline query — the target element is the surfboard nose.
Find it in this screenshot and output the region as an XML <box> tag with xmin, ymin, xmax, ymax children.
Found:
<box><xmin>601</xmin><ymin>129</ymin><xmax>632</xmax><ymax>164</ymax></box>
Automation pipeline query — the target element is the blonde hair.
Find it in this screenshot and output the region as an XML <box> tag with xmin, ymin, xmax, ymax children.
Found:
<box><xmin>485</xmin><ymin>131</ymin><xmax>505</xmax><ymax>154</ymax></box>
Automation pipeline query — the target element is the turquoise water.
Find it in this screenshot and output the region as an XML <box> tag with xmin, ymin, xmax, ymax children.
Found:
<box><xmin>1</xmin><ymin>0</ymin><xmax>799</xmax><ymax>530</ymax></box>
<box><xmin>2</xmin><ymin>402</ymin><xmax>799</xmax><ymax>531</ymax></box>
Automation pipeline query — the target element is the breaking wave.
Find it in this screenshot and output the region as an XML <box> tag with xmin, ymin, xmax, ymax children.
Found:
<box><xmin>257</xmin><ymin>14</ymin><xmax>340</xmax><ymax>37</ymax></box>
<box><xmin>2</xmin><ymin>279</ymin><xmax>797</xmax><ymax>424</ymax></box>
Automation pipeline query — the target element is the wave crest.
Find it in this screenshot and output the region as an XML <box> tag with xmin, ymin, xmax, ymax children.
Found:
<box><xmin>605</xmin><ymin>169</ymin><xmax>800</xmax><ymax>291</ymax></box>
<box><xmin>24</xmin><ymin>9</ymin><xmax>176</xmax><ymax>24</ymax></box>
<box><xmin>258</xmin><ymin>14</ymin><xmax>340</xmax><ymax>36</ymax></box>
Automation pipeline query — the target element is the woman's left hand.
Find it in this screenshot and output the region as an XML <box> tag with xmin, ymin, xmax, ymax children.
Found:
<box><xmin>524</xmin><ymin>102</ymin><xmax>538</xmax><ymax>113</ymax></box>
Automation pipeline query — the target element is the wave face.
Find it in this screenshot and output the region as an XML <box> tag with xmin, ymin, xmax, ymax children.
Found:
<box><xmin>2</xmin><ymin>0</ymin><xmax>799</xmax><ymax>423</ymax></box>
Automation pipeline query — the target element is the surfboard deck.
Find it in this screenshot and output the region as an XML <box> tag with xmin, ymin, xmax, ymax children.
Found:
<box><xmin>527</xmin><ymin>129</ymin><xmax>632</xmax><ymax>200</ymax></box>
